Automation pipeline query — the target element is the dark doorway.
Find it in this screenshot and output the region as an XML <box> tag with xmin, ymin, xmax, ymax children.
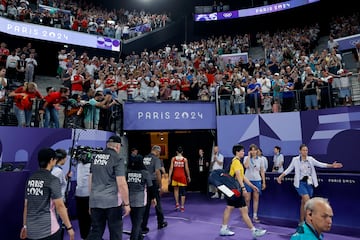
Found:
<box><xmin>168</xmin><ymin>130</ymin><xmax>214</xmax><ymax>192</ymax></box>
<box><xmin>126</xmin><ymin>130</ymin><xmax>215</xmax><ymax>192</ymax></box>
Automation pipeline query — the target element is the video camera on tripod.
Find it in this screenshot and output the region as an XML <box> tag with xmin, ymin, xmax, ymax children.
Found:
<box><xmin>70</xmin><ymin>145</ymin><xmax>103</xmax><ymax>165</ymax></box>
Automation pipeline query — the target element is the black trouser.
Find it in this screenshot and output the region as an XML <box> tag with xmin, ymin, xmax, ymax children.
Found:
<box><xmin>28</xmin><ymin>229</ymin><xmax>61</xmax><ymax>240</ymax></box>
<box><xmin>141</xmin><ymin>180</ymin><xmax>164</xmax><ymax>229</ymax></box>
<box><xmin>130</xmin><ymin>206</ymin><xmax>146</xmax><ymax>240</ymax></box>
<box><xmin>88</xmin><ymin>206</ymin><xmax>123</xmax><ymax>240</ymax></box>
<box><xmin>6</xmin><ymin>67</ymin><xmax>17</xmax><ymax>82</ymax></box>
<box><xmin>75</xmin><ymin>196</ymin><xmax>91</xmax><ymax>239</ymax></box>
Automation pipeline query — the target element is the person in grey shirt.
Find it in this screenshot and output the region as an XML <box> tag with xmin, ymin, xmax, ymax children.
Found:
<box><xmin>141</xmin><ymin>145</ymin><xmax>168</xmax><ymax>234</ymax></box>
<box><xmin>127</xmin><ymin>155</ymin><xmax>156</xmax><ymax>240</ymax></box>
<box><xmin>88</xmin><ymin>135</ymin><xmax>130</xmax><ymax>240</ymax></box>
<box><xmin>20</xmin><ymin>148</ymin><xmax>74</xmax><ymax>240</ymax></box>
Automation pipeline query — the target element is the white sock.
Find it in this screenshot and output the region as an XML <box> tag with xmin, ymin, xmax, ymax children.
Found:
<box><xmin>253</xmin><ymin>213</ymin><xmax>257</xmax><ymax>218</ymax></box>
<box><xmin>251</xmin><ymin>227</ymin><xmax>256</xmax><ymax>232</ymax></box>
<box><xmin>221</xmin><ymin>225</ymin><xmax>228</xmax><ymax>230</ymax></box>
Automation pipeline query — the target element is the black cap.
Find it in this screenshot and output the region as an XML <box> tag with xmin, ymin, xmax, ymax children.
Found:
<box><xmin>107</xmin><ymin>135</ymin><xmax>122</xmax><ymax>144</ymax></box>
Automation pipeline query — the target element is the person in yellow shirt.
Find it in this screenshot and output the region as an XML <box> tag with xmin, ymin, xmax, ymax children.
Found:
<box><xmin>219</xmin><ymin>144</ymin><xmax>266</xmax><ymax>238</ymax></box>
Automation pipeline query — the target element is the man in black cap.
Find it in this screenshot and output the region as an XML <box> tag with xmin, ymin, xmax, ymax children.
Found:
<box><xmin>87</xmin><ymin>135</ymin><xmax>130</xmax><ymax>240</ymax></box>
<box><xmin>141</xmin><ymin>145</ymin><xmax>168</xmax><ymax>234</ymax></box>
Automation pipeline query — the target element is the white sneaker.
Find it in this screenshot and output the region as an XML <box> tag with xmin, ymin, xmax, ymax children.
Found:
<box><xmin>220</xmin><ymin>228</ymin><xmax>235</xmax><ymax>236</ymax></box>
<box><xmin>252</xmin><ymin>228</ymin><xmax>266</xmax><ymax>238</ymax></box>
<box><xmin>211</xmin><ymin>193</ymin><xmax>219</xmax><ymax>199</ymax></box>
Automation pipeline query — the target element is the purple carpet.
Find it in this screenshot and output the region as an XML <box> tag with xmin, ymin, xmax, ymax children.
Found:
<box><xmin>65</xmin><ymin>192</ymin><xmax>359</xmax><ymax>240</ymax></box>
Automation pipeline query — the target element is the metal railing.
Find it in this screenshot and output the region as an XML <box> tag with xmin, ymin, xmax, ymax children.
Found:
<box><xmin>216</xmin><ymin>73</ymin><xmax>360</xmax><ymax>115</ymax></box>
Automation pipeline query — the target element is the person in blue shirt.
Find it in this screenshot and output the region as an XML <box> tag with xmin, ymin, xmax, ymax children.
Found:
<box><xmin>291</xmin><ymin>197</ymin><xmax>333</xmax><ymax>240</ymax></box>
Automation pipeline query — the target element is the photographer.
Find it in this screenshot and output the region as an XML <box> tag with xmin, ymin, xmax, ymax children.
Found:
<box><xmin>218</xmin><ymin>75</ymin><xmax>232</xmax><ymax>115</ymax></box>
<box><xmin>302</xmin><ymin>73</ymin><xmax>319</xmax><ymax>110</ymax></box>
<box><xmin>74</xmin><ymin>147</ymin><xmax>93</xmax><ymax>240</ymax></box>
<box><xmin>88</xmin><ymin>135</ymin><xmax>130</xmax><ymax>240</ymax></box>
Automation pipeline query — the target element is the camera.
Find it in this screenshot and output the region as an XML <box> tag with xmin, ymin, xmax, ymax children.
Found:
<box><xmin>70</xmin><ymin>146</ymin><xmax>103</xmax><ymax>165</ymax></box>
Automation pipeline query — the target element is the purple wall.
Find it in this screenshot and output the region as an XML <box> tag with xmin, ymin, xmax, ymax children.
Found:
<box><xmin>261</xmin><ymin>173</ymin><xmax>360</xmax><ymax>236</ymax></box>
<box><xmin>0</xmin><ymin>127</ymin><xmax>114</xmax><ymax>239</ymax></box>
<box><xmin>217</xmin><ymin>106</ymin><xmax>360</xmax><ymax>236</ymax></box>
<box><xmin>1</xmin><ymin>106</ymin><xmax>360</xmax><ymax>238</ymax></box>
<box><xmin>218</xmin><ymin>106</ymin><xmax>360</xmax><ymax>173</ymax></box>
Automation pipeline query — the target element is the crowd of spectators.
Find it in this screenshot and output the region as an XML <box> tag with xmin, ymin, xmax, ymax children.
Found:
<box><xmin>0</xmin><ymin>10</ymin><xmax>359</xmax><ymax>129</ymax></box>
<box><xmin>0</xmin><ymin>0</ymin><xmax>170</xmax><ymax>40</ymax></box>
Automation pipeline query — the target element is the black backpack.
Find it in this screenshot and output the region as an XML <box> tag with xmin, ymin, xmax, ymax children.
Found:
<box><xmin>208</xmin><ymin>168</ymin><xmax>241</xmax><ymax>200</ymax></box>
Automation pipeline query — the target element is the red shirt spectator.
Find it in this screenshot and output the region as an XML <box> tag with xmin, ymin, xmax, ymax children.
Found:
<box><xmin>81</xmin><ymin>18</ymin><xmax>88</xmax><ymax>32</ymax></box>
<box><xmin>181</xmin><ymin>77</ymin><xmax>191</xmax><ymax>97</ymax></box>
<box><xmin>12</xmin><ymin>84</ymin><xmax>43</xmax><ymax>110</ymax></box>
<box><xmin>170</xmin><ymin>76</ymin><xmax>181</xmax><ymax>91</ymax></box>
<box><xmin>71</xmin><ymin>18</ymin><xmax>80</xmax><ymax>31</ymax></box>
<box><xmin>159</xmin><ymin>75</ymin><xmax>170</xmax><ymax>86</ymax></box>
<box><xmin>0</xmin><ymin>42</ymin><xmax>10</xmax><ymax>66</ymax></box>
<box><xmin>117</xmin><ymin>80</ymin><xmax>127</xmax><ymax>91</ymax></box>
<box><xmin>71</xmin><ymin>72</ymin><xmax>84</xmax><ymax>93</ymax></box>
<box><xmin>105</xmin><ymin>74</ymin><xmax>116</xmax><ymax>88</ymax></box>
<box><xmin>206</xmin><ymin>71</ymin><xmax>215</xmax><ymax>85</ymax></box>
<box><xmin>43</xmin><ymin>87</ymin><xmax>70</xmax><ymax>108</ymax></box>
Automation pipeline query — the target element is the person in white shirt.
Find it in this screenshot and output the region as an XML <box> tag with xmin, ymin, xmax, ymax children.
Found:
<box><xmin>51</xmin><ymin>149</ymin><xmax>71</xmax><ymax>201</ymax></box>
<box><xmin>277</xmin><ymin>144</ymin><xmax>343</xmax><ymax>225</ymax></box>
<box><xmin>57</xmin><ymin>49</ymin><xmax>67</xmax><ymax>78</ymax></box>
<box><xmin>6</xmin><ymin>50</ymin><xmax>19</xmax><ymax>81</ymax></box>
<box><xmin>0</xmin><ymin>67</ymin><xmax>7</xmax><ymax>103</ymax></box>
<box><xmin>327</xmin><ymin>35</ymin><xmax>339</xmax><ymax>52</ymax></box>
<box><xmin>243</xmin><ymin>144</ymin><xmax>266</xmax><ymax>222</ymax></box>
<box><xmin>210</xmin><ymin>146</ymin><xmax>224</xmax><ymax>199</ymax></box>
<box><xmin>258</xmin><ymin>148</ymin><xmax>268</xmax><ymax>172</ymax></box>
<box><xmin>25</xmin><ymin>53</ymin><xmax>38</xmax><ymax>82</ymax></box>
<box><xmin>75</xmin><ymin>159</ymin><xmax>92</xmax><ymax>239</ymax></box>
<box><xmin>272</xmin><ymin>146</ymin><xmax>284</xmax><ymax>173</ymax></box>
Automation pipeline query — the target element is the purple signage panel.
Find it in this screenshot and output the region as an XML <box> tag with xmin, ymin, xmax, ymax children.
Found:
<box><xmin>194</xmin><ymin>0</ymin><xmax>320</xmax><ymax>21</ymax></box>
<box><xmin>0</xmin><ymin>17</ymin><xmax>121</xmax><ymax>52</ymax></box>
<box><xmin>216</xmin><ymin>10</ymin><xmax>239</xmax><ymax>20</ymax></box>
<box><xmin>219</xmin><ymin>52</ymin><xmax>249</xmax><ymax>65</ymax></box>
<box><xmin>123</xmin><ymin>102</ymin><xmax>216</xmax><ymax>130</ymax></box>
<box><xmin>261</xmin><ymin>173</ymin><xmax>360</xmax><ymax>235</ymax></box>
<box><xmin>0</xmin><ymin>126</ymin><xmax>113</xmax><ymax>172</ymax></box>
<box><xmin>195</xmin><ymin>12</ymin><xmax>218</xmax><ymax>22</ymax></box>
<box><xmin>217</xmin><ymin>106</ymin><xmax>360</xmax><ymax>172</ymax></box>
<box><xmin>335</xmin><ymin>33</ymin><xmax>360</xmax><ymax>51</ymax></box>
<box><xmin>0</xmin><ymin>127</ymin><xmax>114</xmax><ymax>240</ymax></box>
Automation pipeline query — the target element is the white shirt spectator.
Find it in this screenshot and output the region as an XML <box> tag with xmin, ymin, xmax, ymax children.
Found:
<box><xmin>6</xmin><ymin>54</ymin><xmax>19</xmax><ymax>69</ymax></box>
<box><xmin>260</xmin><ymin>76</ymin><xmax>271</xmax><ymax>94</ymax></box>
<box><xmin>211</xmin><ymin>149</ymin><xmax>224</xmax><ymax>171</ymax></box>
<box><xmin>85</xmin><ymin>63</ymin><xmax>97</xmax><ymax>77</ymax></box>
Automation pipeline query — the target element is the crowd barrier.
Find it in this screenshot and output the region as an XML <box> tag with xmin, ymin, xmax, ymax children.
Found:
<box><xmin>216</xmin><ymin>73</ymin><xmax>359</xmax><ymax>115</ymax></box>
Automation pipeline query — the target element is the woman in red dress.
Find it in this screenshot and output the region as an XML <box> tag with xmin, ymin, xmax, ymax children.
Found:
<box><xmin>168</xmin><ymin>146</ymin><xmax>191</xmax><ymax>212</ymax></box>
